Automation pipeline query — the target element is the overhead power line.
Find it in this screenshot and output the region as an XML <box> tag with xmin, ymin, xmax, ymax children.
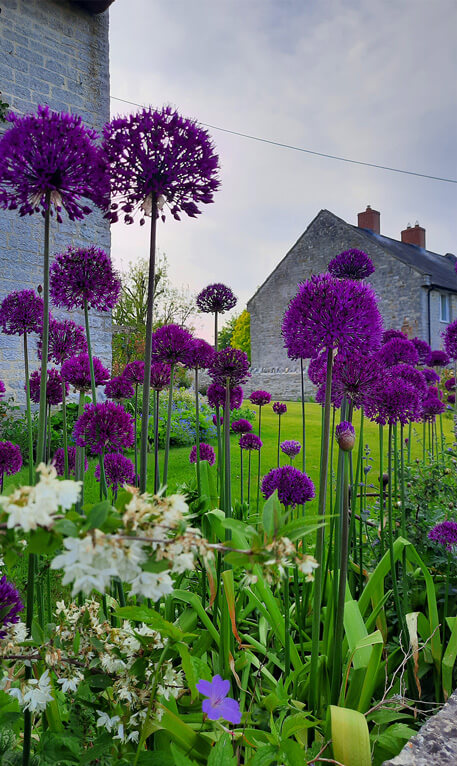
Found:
<box><xmin>110</xmin><ymin>95</ymin><xmax>457</xmax><ymax>185</ymax></box>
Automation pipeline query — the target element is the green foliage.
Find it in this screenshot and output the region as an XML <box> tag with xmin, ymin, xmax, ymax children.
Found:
<box><xmin>231</xmin><ymin>309</ymin><xmax>251</xmax><ymax>361</ymax></box>
<box><xmin>218</xmin><ymin>313</ymin><xmax>238</xmax><ymax>349</ymax></box>
<box><xmin>0</xmin><ymin>92</ymin><xmax>8</xmax><ymax>122</ymax></box>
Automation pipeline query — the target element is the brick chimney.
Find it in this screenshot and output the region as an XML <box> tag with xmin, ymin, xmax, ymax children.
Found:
<box><xmin>357</xmin><ymin>205</ymin><xmax>380</xmax><ymax>234</ymax></box>
<box><xmin>401</xmin><ymin>221</ymin><xmax>426</xmax><ymax>249</ymax></box>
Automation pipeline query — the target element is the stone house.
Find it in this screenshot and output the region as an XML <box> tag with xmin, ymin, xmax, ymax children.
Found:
<box><xmin>247</xmin><ymin>206</ymin><xmax>457</xmax><ymax>400</ymax></box>
<box><xmin>0</xmin><ymin>0</ymin><xmax>114</xmax><ymax>401</ymax></box>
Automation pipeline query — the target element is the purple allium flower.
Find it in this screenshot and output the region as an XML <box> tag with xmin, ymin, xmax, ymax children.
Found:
<box><xmin>411</xmin><ymin>337</ymin><xmax>431</xmax><ymax>365</ymax></box>
<box><xmin>28</xmin><ymin>368</ymin><xmax>68</xmax><ymax>406</ymax></box>
<box><xmin>0</xmin><ymin>575</ymin><xmax>24</xmax><ymax>639</ymax></box>
<box><xmin>103</xmin><ymin>105</ymin><xmax>220</xmax><ymax>225</ymax></box>
<box><xmin>280</xmin><ymin>440</ymin><xmax>301</xmax><ymax>458</ymax></box>
<box><xmin>328</xmin><ymin>249</ymin><xmax>375</xmax><ymax>280</ymax></box>
<box><xmin>122</xmin><ymin>360</ymin><xmax>145</xmax><ymax>385</ymax></box>
<box><xmin>365</xmin><ymin>375</ymin><xmax>422</xmax><ymax>426</ymax></box>
<box><xmin>428</xmin><ymin>521</ymin><xmax>457</xmax><ymax>551</ymax></box>
<box><xmin>249</xmin><ymin>390</ymin><xmax>271</xmax><ymax>407</ymax></box>
<box><xmin>37</xmin><ymin>317</ymin><xmax>87</xmax><ymax>364</ymax></box>
<box><xmin>308</xmin><ymin>352</ymin><xmax>327</xmax><ymax>385</ymax></box>
<box><xmin>390</xmin><ymin>364</ymin><xmax>428</xmax><ymax>400</ymax></box>
<box><xmin>150</xmin><ymin>362</ymin><xmax>172</xmax><ymax>391</ymax></box>
<box><xmin>212</xmin><ymin>414</ymin><xmax>224</xmax><ymax>426</ymax></box>
<box><xmin>151</xmin><ymin>324</ymin><xmax>193</xmax><ymax>365</ymax></box>
<box><xmin>421</xmin><ymin>393</ymin><xmax>446</xmax><ymax>422</ymax></box>
<box><xmin>50</xmin><ymin>246</ymin><xmax>121</xmax><ymax>312</ymax></box>
<box><xmin>445</xmin><ymin>377</ymin><xmax>456</xmax><ymax>391</ymax></box>
<box><xmin>52</xmin><ymin>446</ymin><xmax>87</xmax><ymax>477</ymax></box>
<box><xmin>262</xmin><ymin>465</ymin><xmax>315</xmax><ymax>508</ymax></box>
<box><xmin>184</xmin><ymin>337</ymin><xmax>215</xmax><ymax>369</ymax></box>
<box><xmin>74</xmin><ymin>402</ymin><xmax>134</xmax><ymax>455</ymax></box>
<box><xmin>95</xmin><ymin>452</ymin><xmax>136</xmax><ymax>492</ymax></box>
<box><xmin>0</xmin><ymin>380</ymin><xmax>5</xmax><ymax>399</ymax></box>
<box><xmin>239</xmin><ymin>433</ymin><xmax>262</xmax><ymax>451</ymax></box>
<box><xmin>382</xmin><ymin>329</ymin><xmax>407</xmax><ymax>344</ymax></box>
<box><xmin>104</xmin><ymin>375</ymin><xmax>135</xmax><ymax>401</ymax></box>
<box><xmin>376</xmin><ymin>338</ymin><xmax>419</xmax><ymax>368</ymax></box>
<box><xmin>207</xmin><ymin>383</ymin><xmax>243</xmax><ymax>410</ymax></box>
<box><xmin>196</xmin><ymin>283</ymin><xmax>237</xmax><ymax>314</ymax></box>
<box><xmin>427</xmin><ymin>349</ymin><xmax>450</xmax><ymax>368</ymax></box>
<box><xmin>443</xmin><ymin>319</ymin><xmax>457</xmax><ymax>361</ymax></box>
<box><xmin>189</xmin><ymin>443</ymin><xmax>216</xmax><ymax>466</ymax></box>
<box><xmin>282</xmin><ymin>274</ymin><xmax>382</xmax><ymax>360</ymax></box>
<box><xmin>335</xmin><ymin>421</ymin><xmax>356</xmax><ymax>451</ymax></box>
<box><xmin>448</xmin><ymin>394</ymin><xmax>455</xmax><ymax>404</ymax></box>
<box><xmin>61</xmin><ymin>353</ymin><xmax>110</xmax><ymax>392</ymax></box>
<box><xmin>209</xmin><ymin>348</ymin><xmax>250</xmax><ymax>388</ymax></box>
<box><xmin>423</xmin><ymin>368</ymin><xmax>441</xmax><ymax>384</ymax></box>
<box><xmin>0</xmin><ymin>104</ymin><xmax>106</xmax><ymax>221</ymax></box>
<box><xmin>330</xmin><ymin>354</ymin><xmax>382</xmax><ymax>409</ymax></box>
<box><xmin>196</xmin><ymin>675</ymin><xmax>241</xmax><ymax>724</ymax></box>
<box><xmin>231</xmin><ymin>419</ymin><xmax>253</xmax><ymax>434</ymax></box>
<box><xmin>272</xmin><ymin>402</ymin><xmax>287</xmax><ymax>416</ymax></box>
<box><xmin>0</xmin><ymin>441</ymin><xmax>22</xmax><ymax>479</ymax></box>
<box><xmin>0</xmin><ymin>289</ymin><xmax>43</xmax><ymax>336</ymax></box>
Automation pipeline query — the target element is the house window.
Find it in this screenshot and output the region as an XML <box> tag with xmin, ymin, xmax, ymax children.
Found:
<box><xmin>440</xmin><ymin>294</ymin><xmax>451</xmax><ymax>323</ymax></box>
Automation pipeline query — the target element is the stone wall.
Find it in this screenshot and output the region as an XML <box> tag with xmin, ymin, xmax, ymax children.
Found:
<box><xmin>0</xmin><ymin>0</ymin><xmax>111</xmax><ymax>402</ymax></box>
<box><xmin>247</xmin><ymin>209</ymin><xmax>428</xmax><ymax>398</ymax></box>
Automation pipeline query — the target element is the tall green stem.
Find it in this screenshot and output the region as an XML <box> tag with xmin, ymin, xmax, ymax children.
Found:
<box><xmin>224</xmin><ymin>380</ymin><xmax>232</xmax><ymax>518</ymax></box>
<box><xmin>195</xmin><ymin>368</ymin><xmax>201</xmax><ymax>495</ymax></box>
<box><xmin>75</xmin><ymin>391</ymin><xmax>85</xmax><ymax>514</ymax></box>
<box><xmin>84</xmin><ymin>299</ymin><xmax>107</xmax><ymax>498</ymax></box>
<box><xmin>284</xmin><ymin>569</ymin><xmax>291</xmax><ymax>677</ymax></box>
<box><xmin>133</xmin><ymin>383</ymin><xmax>138</xmax><ymax>484</ymax></box>
<box><xmin>379</xmin><ymin>425</ymin><xmax>385</xmax><ymax>556</ymax></box>
<box><xmin>162</xmin><ymin>363</ymin><xmax>175</xmax><ymax>488</ymax></box>
<box><xmin>300</xmin><ymin>358</ymin><xmax>306</xmax><ymax>471</ymax></box>
<box><xmin>256</xmin><ymin>405</ymin><xmax>262</xmax><ymax>511</ymax></box>
<box><xmin>139</xmin><ymin>204</ymin><xmax>158</xmax><ymax>493</ymax></box>
<box><xmin>309</xmin><ymin>348</ymin><xmax>333</xmax><ymax>713</ymax></box>
<box><xmin>214</xmin><ymin>312</ymin><xmax>218</xmax><ymax>351</ymax></box>
<box><xmin>247</xmin><ymin>450</ymin><xmax>252</xmax><ymax>506</ymax></box>
<box><xmin>153</xmin><ymin>389</ymin><xmax>160</xmax><ymax>493</ymax></box>
<box><xmin>331</xmin><ymin>450</ymin><xmax>349</xmax><ymax>703</ymax></box>
<box><xmin>240</xmin><ymin>444</ymin><xmax>244</xmax><ymax>505</ymax></box>
<box><xmin>277</xmin><ymin>414</ymin><xmax>281</xmax><ymax>468</ymax></box>
<box><xmin>23</xmin><ymin>333</ymin><xmax>34</xmax><ymax>484</ymax></box>
<box><xmin>61</xmin><ymin>381</ymin><xmax>69</xmax><ymax>479</ymax></box>
<box><xmin>36</xmin><ymin>194</ymin><xmax>51</xmax><ymax>466</ymax></box>
<box><xmin>387</xmin><ymin>424</ymin><xmax>406</xmax><ymax>642</ymax></box>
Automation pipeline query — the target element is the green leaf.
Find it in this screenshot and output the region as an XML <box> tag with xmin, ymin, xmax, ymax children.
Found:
<box><xmin>279</xmin><ymin>738</ymin><xmax>305</xmax><ymax>765</ymax></box>
<box><xmin>249</xmin><ymin>746</ymin><xmax>279</xmax><ymax>766</ymax></box>
<box><xmin>85</xmin><ymin>500</ymin><xmax>111</xmax><ymax>530</ymax></box>
<box><xmin>207</xmin><ymin>733</ymin><xmax>236</xmax><ymax>765</ymax></box>
<box><xmin>443</xmin><ymin>616</ymin><xmax>457</xmax><ymax>699</ymax></box>
<box><xmin>281</xmin><ymin>713</ymin><xmax>311</xmax><ymax>741</ymax></box>
<box><xmin>330</xmin><ymin>705</ymin><xmax>371</xmax><ymax>766</ymax></box>
<box><xmin>116</xmin><ymin>605</ymin><xmax>190</xmax><ymax>642</ymax></box>
<box><xmin>172</xmin><ymin>590</ymin><xmax>220</xmax><ymax>646</ymax></box>
<box><xmin>28</xmin><ymin>528</ymin><xmax>60</xmax><ymax>554</ymax></box>
<box><xmin>177</xmin><ymin>642</ymin><xmax>198</xmax><ymax>700</ymax></box>
<box><xmin>53</xmin><ymin>519</ymin><xmax>79</xmax><ymax>537</ymax></box>
<box><xmin>262</xmin><ymin>491</ymin><xmax>282</xmax><ymax>538</ymax></box>
<box><xmin>170</xmin><ymin>743</ymin><xmax>199</xmax><ymax>766</ymax></box>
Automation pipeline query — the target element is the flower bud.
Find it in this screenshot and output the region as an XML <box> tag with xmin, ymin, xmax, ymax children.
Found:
<box><xmin>335</xmin><ymin>421</ymin><xmax>355</xmax><ymax>452</ymax></box>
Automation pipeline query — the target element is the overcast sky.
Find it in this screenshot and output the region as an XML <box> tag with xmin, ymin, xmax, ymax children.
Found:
<box><xmin>109</xmin><ymin>0</ymin><xmax>457</xmax><ymax>339</ymax></box>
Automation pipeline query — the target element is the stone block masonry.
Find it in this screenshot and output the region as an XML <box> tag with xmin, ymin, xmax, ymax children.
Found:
<box><xmin>0</xmin><ymin>0</ymin><xmax>111</xmax><ymax>402</ymax></box>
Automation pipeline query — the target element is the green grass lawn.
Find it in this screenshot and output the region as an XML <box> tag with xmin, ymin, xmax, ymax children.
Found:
<box><xmin>4</xmin><ymin>402</ymin><xmax>454</xmax><ymax>518</ymax></box>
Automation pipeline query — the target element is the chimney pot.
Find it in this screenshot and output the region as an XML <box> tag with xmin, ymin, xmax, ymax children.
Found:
<box><xmin>401</xmin><ymin>221</ymin><xmax>426</xmax><ymax>248</ymax></box>
<box><xmin>357</xmin><ymin>205</ymin><xmax>380</xmax><ymax>234</ymax></box>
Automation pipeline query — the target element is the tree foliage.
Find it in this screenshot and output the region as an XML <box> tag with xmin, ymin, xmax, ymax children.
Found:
<box><xmin>218</xmin><ymin>313</ymin><xmax>239</xmax><ymax>350</ymax></box>
<box><xmin>231</xmin><ymin>309</ymin><xmax>250</xmax><ymax>361</ymax></box>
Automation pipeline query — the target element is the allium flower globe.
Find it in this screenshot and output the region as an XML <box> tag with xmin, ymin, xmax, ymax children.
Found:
<box><xmin>272</xmin><ymin>402</ymin><xmax>287</xmax><ymax>415</ymax></box>
<box><xmin>421</xmin><ymin>393</ymin><xmax>446</xmax><ymax>422</ymax></box>
<box><xmin>335</xmin><ymin>421</ymin><xmax>356</xmax><ymax>451</ymax></box>
<box><xmin>0</xmin><ymin>104</ymin><xmax>106</xmax><ymax>221</ymax></box>
<box><xmin>328</xmin><ymin>249</ymin><xmax>375</xmax><ymax>280</ymax></box>
<box><xmin>73</xmin><ymin>402</ymin><xmax>134</xmax><ymax>455</ymax></box>
<box><xmin>280</xmin><ymin>440</ymin><xmax>301</xmax><ymax>459</ymax></box>
<box><xmin>328</xmin><ymin>354</ymin><xmax>382</xmax><ymax>409</ymax></box>
<box><xmin>249</xmin><ymin>390</ymin><xmax>271</xmax><ymax>407</ymax></box>
<box><xmin>412</xmin><ymin>337</ymin><xmax>431</xmax><ymax>365</ymax></box>
<box><xmin>428</xmin><ymin>521</ymin><xmax>457</xmax><ymax>551</ymax></box>
<box><xmin>103</xmin><ymin>105</ymin><xmax>220</xmax><ymax>225</ymax></box>
<box><xmin>28</xmin><ymin>368</ymin><xmax>68</xmax><ymax>406</ymax></box>
<box><xmin>209</xmin><ymin>348</ymin><xmax>250</xmax><ymax>388</ymax></box>
<box><xmin>207</xmin><ymin>383</ymin><xmax>243</xmax><ymax>410</ymax></box>
<box><xmin>282</xmin><ymin>274</ymin><xmax>382</xmax><ymax>360</ymax></box>
<box><xmin>239</xmin><ymin>433</ymin><xmax>262</xmax><ymax>451</ymax></box>
<box><xmin>427</xmin><ymin>349</ymin><xmax>450</xmax><ymax>368</ymax></box>
<box><xmin>0</xmin><ymin>289</ymin><xmax>43</xmax><ymax>335</ymax></box>
<box><xmin>105</xmin><ymin>376</ymin><xmax>135</xmax><ymax>401</ymax></box>
<box><xmin>365</xmin><ymin>376</ymin><xmax>421</xmax><ymax>425</ymax></box>
<box><xmin>0</xmin><ymin>576</ymin><xmax>24</xmax><ymax>638</ymax></box>
<box><xmin>382</xmin><ymin>329</ymin><xmax>407</xmax><ymax>344</ymax></box>
<box><xmin>61</xmin><ymin>353</ymin><xmax>110</xmax><ymax>392</ymax></box>
<box><xmin>37</xmin><ymin>317</ymin><xmax>87</xmax><ymax>364</ymax></box>
<box><xmin>262</xmin><ymin>466</ymin><xmax>315</xmax><ymax>508</ymax></box>
<box><xmin>443</xmin><ymin>319</ymin><xmax>457</xmax><ymax>361</ymax></box>
<box><xmin>95</xmin><ymin>453</ymin><xmax>136</xmax><ymax>492</ymax></box>
<box><xmin>196</xmin><ymin>283</ymin><xmax>237</xmax><ymax>314</ymax></box>
<box><xmin>150</xmin><ymin>362</ymin><xmax>172</xmax><ymax>391</ymax></box>
<box><xmin>445</xmin><ymin>377</ymin><xmax>456</xmax><ymax>391</ymax></box>
<box><xmin>0</xmin><ymin>380</ymin><xmax>5</xmax><ymax>399</ymax></box>
<box><xmin>52</xmin><ymin>446</ymin><xmax>87</xmax><ymax>477</ymax></box>
<box><xmin>423</xmin><ymin>368</ymin><xmax>441</xmax><ymax>384</ymax></box>
<box><xmin>0</xmin><ymin>441</ymin><xmax>23</xmax><ymax>481</ymax></box>
<box><xmin>151</xmin><ymin>324</ymin><xmax>193</xmax><ymax>365</ymax></box>
<box><xmin>50</xmin><ymin>246</ymin><xmax>121</xmax><ymax>311</ymax></box>
<box><xmin>122</xmin><ymin>360</ymin><xmax>145</xmax><ymax>384</ymax></box>
<box><xmin>376</xmin><ymin>338</ymin><xmax>419</xmax><ymax>368</ymax></box>
<box><xmin>189</xmin><ymin>443</ymin><xmax>216</xmax><ymax>466</ymax></box>
<box><xmin>231</xmin><ymin>418</ymin><xmax>253</xmax><ymax>434</ymax></box>
<box><xmin>184</xmin><ymin>337</ymin><xmax>215</xmax><ymax>369</ymax></box>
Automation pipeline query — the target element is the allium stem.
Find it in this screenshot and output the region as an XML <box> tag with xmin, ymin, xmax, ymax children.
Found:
<box><xmin>195</xmin><ymin>368</ymin><xmax>201</xmax><ymax>495</ymax></box>
<box><xmin>23</xmin><ymin>551</ymin><xmax>36</xmax><ymax>766</ymax></box>
<box><xmin>224</xmin><ymin>380</ymin><xmax>232</xmax><ymax>518</ymax></box>
<box><xmin>75</xmin><ymin>391</ymin><xmax>85</xmax><ymax>513</ymax></box>
<box><xmin>240</xmin><ymin>444</ymin><xmax>244</xmax><ymax>505</ymax></box>
<box><xmin>300</xmin><ymin>358</ymin><xmax>306</xmax><ymax>472</ymax></box>
<box><xmin>23</xmin><ymin>333</ymin><xmax>34</xmax><ymax>484</ymax></box>
<box><xmin>214</xmin><ymin>311</ymin><xmax>218</xmax><ymax>351</ymax></box>
<box><xmin>407</xmin><ymin>421</ymin><xmax>412</xmax><ymax>463</ymax></box>
<box><xmin>331</xmin><ymin>450</ymin><xmax>349</xmax><ymax>704</ymax></box>
<box><xmin>36</xmin><ymin>193</ymin><xmax>51</xmax><ymax>466</ymax></box>
<box><xmin>84</xmin><ymin>299</ymin><xmax>107</xmax><ymax>498</ymax></box>
<box><xmin>134</xmin><ymin>383</ymin><xmax>138</xmax><ymax>484</ymax></box>
<box><xmin>309</xmin><ymin>347</ymin><xmax>333</xmax><ymax>714</ymax></box>
<box><xmin>46</xmin><ymin>403</ymin><xmax>51</xmax><ymax>464</ymax></box>
<box><xmin>277</xmin><ymin>413</ymin><xmax>281</xmax><ymax>468</ymax></box>
<box><xmin>454</xmin><ymin>361</ymin><xmax>457</xmax><ymax>444</ymax></box>
<box><xmin>162</xmin><ymin>362</ymin><xmax>175</xmax><ymax>488</ymax></box>
<box><xmin>387</xmin><ymin>423</ymin><xmax>406</xmax><ymax>645</ymax></box>
<box><xmin>139</xmin><ymin>202</ymin><xmax>158</xmax><ymax>493</ymax></box>
<box><xmin>216</xmin><ymin>405</ymin><xmax>223</xmax><ymax>493</ymax></box>
<box><xmin>379</xmin><ymin>425</ymin><xmax>385</xmax><ymax>556</ymax></box>
<box><xmin>256</xmin><ymin>405</ymin><xmax>262</xmax><ymax>511</ymax></box>
<box><xmin>154</xmin><ymin>389</ymin><xmax>160</xmax><ymax>493</ymax></box>
<box><xmin>284</xmin><ymin>569</ymin><xmax>291</xmax><ymax>678</ymax></box>
<box><xmin>61</xmin><ymin>381</ymin><xmax>69</xmax><ymax>479</ymax></box>
<box><xmin>247</xmin><ymin>450</ymin><xmax>251</xmax><ymax>506</ymax></box>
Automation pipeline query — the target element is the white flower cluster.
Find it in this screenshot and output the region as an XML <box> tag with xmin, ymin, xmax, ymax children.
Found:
<box><xmin>6</xmin><ymin>669</ymin><xmax>54</xmax><ymax>713</ymax></box>
<box><xmin>0</xmin><ymin>463</ymin><xmax>81</xmax><ymax>532</ymax></box>
<box><xmin>262</xmin><ymin>536</ymin><xmax>318</xmax><ymax>583</ymax></box>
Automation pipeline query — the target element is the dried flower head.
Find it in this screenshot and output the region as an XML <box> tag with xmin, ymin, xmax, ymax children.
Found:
<box><xmin>28</xmin><ymin>368</ymin><xmax>68</xmax><ymax>406</ymax></box>
<box><xmin>37</xmin><ymin>317</ymin><xmax>87</xmax><ymax>364</ymax></box>
<box><xmin>209</xmin><ymin>348</ymin><xmax>250</xmax><ymax>388</ymax></box>
<box><xmin>411</xmin><ymin>337</ymin><xmax>431</xmax><ymax>365</ymax></box>
<box><xmin>196</xmin><ymin>283</ymin><xmax>237</xmax><ymax>314</ymax></box>
<box><xmin>189</xmin><ymin>443</ymin><xmax>216</xmax><ymax>466</ymax></box>
<box><xmin>61</xmin><ymin>353</ymin><xmax>110</xmax><ymax>392</ymax></box>
<box><xmin>239</xmin><ymin>433</ymin><xmax>262</xmax><ymax>451</ymax></box>
<box><xmin>52</xmin><ymin>446</ymin><xmax>87</xmax><ymax>477</ymax></box>
<box><xmin>249</xmin><ymin>390</ymin><xmax>271</xmax><ymax>407</ymax></box>
<box><xmin>0</xmin><ymin>104</ymin><xmax>106</xmax><ymax>221</ymax></box>
<box><xmin>151</xmin><ymin>324</ymin><xmax>193</xmax><ymax>365</ymax></box>
<box><xmin>50</xmin><ymin>246</ymin><xmax>121</xmax><ymax>312</ymax></box>
<box><xmin>427</xmin><ymin>349</ymin><xmax>450</xmax><ymax>367</ymax></box>
<box><xmin>73</xmin><ymin>402</ymin><xmax>134</xmax><ymax>455</ymax></box>
<box><xmin>103</xmin><ymin>105</ymin><xmax>220</xmax><ymax>225</ymax></box>
<box><xmin>0</xmin><ymin>289</ymin><xmax>43</xmax><ymax>336</ymax></box>
<box><xmin>443</xmin><ymin>319</ymin><xmax>457</xmax><ymax>361</ymax></box>
<box><xmin>95</xmin><ymin>453</ymin><xmax>135</xmax><ymax>492</ymax></box>
<box><xmin>280</xmin><ymin>440</ymin><xmax>301</xmax><ymax>459</ymax></box>
<box><xmin>0</xmin><ymin>441</ymin><xmax>22</xmax><ymax>479</ymax></box>
<box><xmin>282</xmin><ymin>274</ymin><xmax>382</xmax><ymax>360</ymax></box>
<box><xmin>328</xmin><ymin>249</ymin><xmax>375</xmax><ymax>280</ymax></box>
<box><xmin>262</xmin><ymin>466</ymin><xmax>315</xmax><ymax>508</ymax></box>
<box><xmin>231</xmin><ymin>419</ymin><xmax>253</xmax><ymax>434</ymax></box>
<box><xmin>207</xmin><ymin>383</ymin><xmax>243</xmax><ymax>410</ymax></box>
<box><xmin>105</xmin><ymin>376</ymin><xmax>135</xmax><ymax>401</ymax></box>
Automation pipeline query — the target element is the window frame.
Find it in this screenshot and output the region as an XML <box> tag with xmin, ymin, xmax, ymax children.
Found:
<box><xmin>440</xmin><ymin>293</ymin><xmax>451</xmax><ymax>323</ymax></box>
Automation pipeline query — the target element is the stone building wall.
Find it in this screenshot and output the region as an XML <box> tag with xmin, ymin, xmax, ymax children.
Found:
<box><xmin>0</xmin><ymin>0</ymin><xmax>111</xmax><ymax>402</ymax></box>
<box><xmin>247</xmin><ymin>210</ymin><xmax>427</xmax><ymax>399</ymax></box>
